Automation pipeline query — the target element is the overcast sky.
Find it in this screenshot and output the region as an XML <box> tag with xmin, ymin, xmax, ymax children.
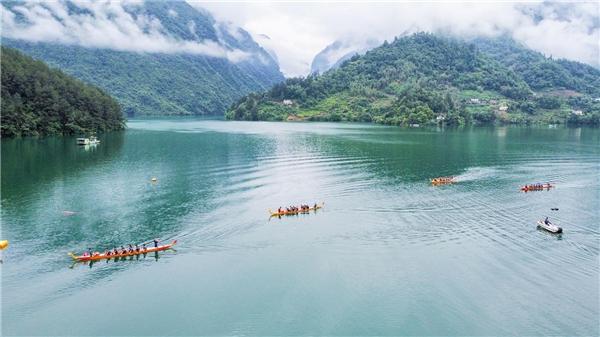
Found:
<box><xmin>200</xmin><ymin>1</ymin><xmax>600</xmax><ymax>77</ymax></box>
<box><xmin>2</xmin><ymin>1</ymin><xmax>598</xmax><ymax>77</ymax></box>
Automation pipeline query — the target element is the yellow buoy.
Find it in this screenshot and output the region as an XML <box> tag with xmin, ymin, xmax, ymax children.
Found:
<box><xmin>0</xmin><ymin>240</ymin><xmax>9</xmax><ymax>250</ymax></box>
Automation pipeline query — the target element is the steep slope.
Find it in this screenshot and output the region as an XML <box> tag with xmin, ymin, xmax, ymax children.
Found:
<box><xmin>228</xmin><ymin>33</ymin><xmax>600</xmax><ymax>125</ymax></box>
<box><xmin>1</xmin><ymin>1</ymin><xmax>284</xmax><ymax>116</ymax></box>
<box><xmin>1</xmin><ymin>47</ymin><xmax>125</xmax><ymax>137</ymax></box>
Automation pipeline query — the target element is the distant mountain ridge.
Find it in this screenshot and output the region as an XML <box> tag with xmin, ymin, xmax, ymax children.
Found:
<box><xmin>310</xmin><ymin>38</ymin><xmax>381</xmax><ymax>75</ymax></box>
<box><xmin>1</xmin><ymin>1</ymin><xmax>284</xmax><ymax>116</ymax></box>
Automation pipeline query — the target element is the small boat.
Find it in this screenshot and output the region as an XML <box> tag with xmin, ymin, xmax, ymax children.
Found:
<box><xmin>431</xmin><ymin>176</ymin><xmax>454</xmax><ymax>185</ymax></box>
<box><xmin>537</xmin><ymin>220</ymin><xmax>562</xmax><ymax>234</ymax></box>
<box><xmin>69</xmin><ymin>240</ymin><xmax>177</xmax><ymax>262</ymax></box>
<box><xmin>89</xmin><ymin>136</ymin><xmax>100</xmax><ymax>145</ymax></box>
<box><xmin>521</xmin><ymin>183</ymin><xmax>553</xmax><ymax>192</ymax></box>
<box><xmin>0</xmin><ymin>240</ymin><xmax>8</xmax><ymax>250</ymax></box>
<box><xmin>76</xmin><ymin>136</ymin><xmax>100</xmax><ymax>146</ymax></box>
<box><xmin>269</xmin><ymin>203</ymin><xmax>323</xmax><ymax>217</ymax></box>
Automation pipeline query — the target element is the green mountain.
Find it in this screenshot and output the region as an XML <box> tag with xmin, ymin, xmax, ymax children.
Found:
<box><xmin>472</xmin><ymin>36</ymin><xmax>600</xmax><ymax>97</ymax></box>
<box><xmin>1</xmin><ymin>1</ymin><xmax>284</xmax><ymax>116</ymax></box>
<box><xmin>1</xmin><ymin>47</ymin><xmax>125</xmax><ymax>137</ymax></box>
<box><xmin>228</xmin><ymin>33</ymin><xmax>600</xmax><ymax>126</ymax></box>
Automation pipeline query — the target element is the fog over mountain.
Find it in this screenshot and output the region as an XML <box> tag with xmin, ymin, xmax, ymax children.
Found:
<box><xmin>203</xmin><ymin>2</ymin><xmax>599</xmax><ymax>77</ymax></box>
<box><xmin>1</xmin><ymin>1</ymin><xmax>284</xmax><ymax>115</ymax></box>
<box><xmin>310</xmin><ymin>38</ymin><xmax>381</xmax><ymax>75</ymax></box>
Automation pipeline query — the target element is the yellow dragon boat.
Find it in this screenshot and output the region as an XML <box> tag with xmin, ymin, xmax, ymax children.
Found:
<box><xmin>269</xmin><ymin>203</ymin><xmax>324</xmax><ymax>217</ymax></box>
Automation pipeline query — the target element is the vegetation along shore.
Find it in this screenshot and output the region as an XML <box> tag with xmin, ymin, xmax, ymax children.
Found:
<box><xmin>227</xmin><ymin>34</ymin><xmax>600</xmax><ymax>126</ymax></box>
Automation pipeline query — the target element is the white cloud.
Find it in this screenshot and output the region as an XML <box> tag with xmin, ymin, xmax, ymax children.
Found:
<box><xmin>2</xmin><ymin>1</ymin><xmax>597</xmax><ymax>76</ymax></box>
<box><xmin>1</xmin><ymin>1</ymin><xmax>249</xmax><ymax>62</ymax></box>
<box><xmin>200</xmin><ymin>1</ymin><xmax>600</xmax><ymax>77</ymax></box>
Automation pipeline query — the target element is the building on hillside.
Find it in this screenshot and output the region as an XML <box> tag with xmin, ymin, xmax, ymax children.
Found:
<box><xmin>489</xmin><ymin>99</ymin><xmax>498</xmax><ymax>105</ymax></box>
<box><xmin>571</xmin><ymin>110</ymin><xmax>584</xmax><ymax>116</ymax></box>
<box><xmin>498</xmin><ymin>105</ymin><xmax>509</xmax><ymax>112</ymax></box>
<box><xmin>282</xmin><ymin>99</ymin><xmax>293</xmax><ymax>106</ymax></box>
<box><xmin>436</xmin><ymin>114</ymin><xmax>446</xmax><ymax>122</ymax></box>
<box><xmin>469</xmin><ymin>98</ymin><xmax>481</xmax><ymax>104</ymax></box>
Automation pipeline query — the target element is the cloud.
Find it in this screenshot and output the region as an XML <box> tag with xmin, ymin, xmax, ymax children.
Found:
<box><xmin>1</xmin><ymin>1</ymin><xmax>249</xmax><ymax>62</ymax></box>
<box><xmin>200</xmin><ymin>2</ymin><xmax>599</xmax><ymax>77</ymax></box>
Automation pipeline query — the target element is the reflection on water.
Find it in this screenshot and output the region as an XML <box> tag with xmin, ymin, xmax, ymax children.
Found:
<box><xmin>2</xmin><ymin>121</ymin><xmax>599</xmax><ymax>336</ymax></box>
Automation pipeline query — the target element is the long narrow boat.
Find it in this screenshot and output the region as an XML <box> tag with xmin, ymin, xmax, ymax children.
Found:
<box><xmin>537</xmin><ymin>220</ymin><xmax>562</xmax><ymax>234</ymax></box>
<box><xmin>521</xmin><ymin>183</ymin><xmax>553</xmax><ymax>192</ymax></box>
<box><xmin>269</xmin><ymin>203</ymin><xmax>324</xmax><ymax>217</ymax></box>
<box><xmin>69</xmin><ymin>240</ymin><xmax>177</xmax><ymax>262</ymax></box>
<box><xmin>431</xmin><ymin>176</ymin><xmax>454</xmax><ymax>185</ymax></box>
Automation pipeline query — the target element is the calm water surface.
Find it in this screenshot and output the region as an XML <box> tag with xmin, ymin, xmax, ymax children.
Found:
<box><xmin>2</xmin><ymin>120</ymin><xmax>599</xmax><ymax>336</ymax></box>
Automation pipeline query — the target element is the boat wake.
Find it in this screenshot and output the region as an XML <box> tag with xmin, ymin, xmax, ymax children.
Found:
<box><xmin>453</xmin><ymin>167</ymin><xmax>500</xmax><ymax>182</ymax></box>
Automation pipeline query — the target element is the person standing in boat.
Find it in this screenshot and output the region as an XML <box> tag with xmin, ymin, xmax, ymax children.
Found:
<box><xmin>544</xmin><ymin>217</ymin><xmax>550</xmax><ymax>225</ymax></box>
<box><xmin>153</xmin><ymin>238</ymin><xmax>160</xmax><ymax>248</ymax></box>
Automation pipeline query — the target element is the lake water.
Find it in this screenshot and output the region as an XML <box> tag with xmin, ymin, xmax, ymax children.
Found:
<box><xmin>2</xmin><ymin>120</ymin><xmax>599</xmax><ymax>336</ymax></box>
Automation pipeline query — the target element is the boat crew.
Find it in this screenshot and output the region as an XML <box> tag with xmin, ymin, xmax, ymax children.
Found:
<box><xmin>128</xmin><ymin>244</ymin><xmax>134</xmax><ymax>253</ymax></box>
<box><xmin>135</xmin><ymin>245</ymin><xmax>140</xmax><ymax>253</ymax></box>
<box><xmin>87</xmin><ymin>248</ymin><xmax>93</xmax><ymax>257</ymax></box>
<box><xmin>153</xmin><ymin>239</ymin><xmax>159</xmax><ymax>248</ymax></box>
<box><xmin>544</xmin><ymin>217</ymin><xmax>550</xmax><ymax>225</ymax></box>
<box><xmin>314</xmin><ymin>203</ymin><xmax>318</xmax><ymax>209</ymax></box>
<box><xmin>142</xmin><ymin>244</ymin><xmax>147</xmax><ymax>252</ymax></box>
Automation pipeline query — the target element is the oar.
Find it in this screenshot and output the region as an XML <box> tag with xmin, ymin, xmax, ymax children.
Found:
<box><xmin>137</xmin><ymin>238</ymin><xmax>159</xmax><ymax>246</ymax></box>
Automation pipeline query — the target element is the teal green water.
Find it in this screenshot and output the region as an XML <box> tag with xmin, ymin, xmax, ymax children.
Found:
<box><xmin>2</xmin><ymin>120</ymin><xmax>599</xmax><ymax>336</ymax></box>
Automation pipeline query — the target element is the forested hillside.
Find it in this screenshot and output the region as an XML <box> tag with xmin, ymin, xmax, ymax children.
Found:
<box><xmin>473</xmin><ymin>36</ymin><xmax>600</xmax><ymax>97</ymax></box>
<box><xmin>228</xmin><ymin>33</ymin><xmax>600</xmax><ymax>125</ymax></box>
<box><xmin>2</xmin><ymin>1</ymin><xmax>284</xmax><ymax>116</ymax></box>
<box><xmin>1</xmin><ymin>47</ymin><xmax>125</xmax><ymax>137</ymax></box>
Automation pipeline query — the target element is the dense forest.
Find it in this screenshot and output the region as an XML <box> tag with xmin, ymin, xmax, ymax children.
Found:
<box><xmin>227</xmin><ymin>33</ymin><xmax>600</xmax><ymax>126</ymax></box>
<box><xmin>1</xmin><ymin>47</ymin><xmax>125</xmax><ymax>137</ymax></box>
<box><xmin>2</xmin><ymin>1</ymin><xmax>283</xmax><ymax>116</ymax></box>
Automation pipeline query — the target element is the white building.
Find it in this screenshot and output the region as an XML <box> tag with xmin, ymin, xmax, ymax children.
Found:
<box><xmin>571</xmin><ymin>110</ymin><xmax>584</xmax><ymax>116</ymax></box>
<box><xmin>282</xmin><ymin>99</ymin><xmax>293</xmax><ymax>106</ymax></box>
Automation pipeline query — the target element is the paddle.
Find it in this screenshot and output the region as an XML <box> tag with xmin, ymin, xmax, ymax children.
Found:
<box><xmin>136</xmin><ymin>238</ymin><xmax>160</xmax><ymax>247</ymax></box>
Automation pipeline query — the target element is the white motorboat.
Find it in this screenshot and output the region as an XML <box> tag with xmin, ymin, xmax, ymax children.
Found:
<box><xmin>77</xmin><ymin>136</ymin><xmax>100</xmax><ymax>145</ymax></box>
<box><xmin>537</xmin><ymin>220</ymin><xmax>562</xmax><ymax>234</ymax></box>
